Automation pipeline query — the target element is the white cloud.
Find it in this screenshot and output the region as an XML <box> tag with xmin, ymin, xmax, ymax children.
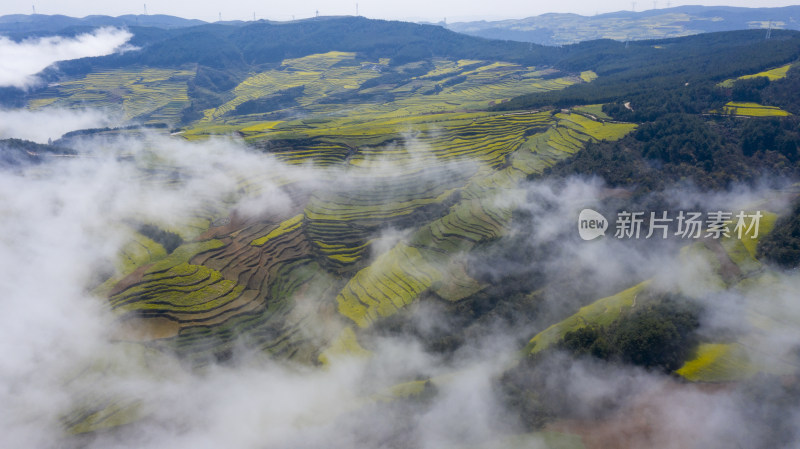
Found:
<box><xmin>0</xmin><ymin>108</ymin><xmax>115</xmax><ymax>142</ymax></box>
<box><xmin>0</xmin><ymin>27</ymin><xmax>133</xmax><ymax>88</ymax></box>
<box><xmin>1</xmin><ymin>118</ymin><xmax>799</xmax><ymax>448</ymax></box>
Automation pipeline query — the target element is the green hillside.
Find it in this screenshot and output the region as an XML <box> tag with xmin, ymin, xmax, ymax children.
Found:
<box><xmin>4</xmin><ymin>17</ymin><xmax>800</xmax><ymax>447</ymax></box>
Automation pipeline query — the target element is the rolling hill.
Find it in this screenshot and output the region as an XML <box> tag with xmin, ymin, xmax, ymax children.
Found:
<box><xmin>3</xmin><ymin>14</ymin><xmax>800</xmax><ymax>448</ymax></box>
<box><xmin>447</xmin><ymin>5</ymin><xmax>800</xmax><ymax>45</ymax></box>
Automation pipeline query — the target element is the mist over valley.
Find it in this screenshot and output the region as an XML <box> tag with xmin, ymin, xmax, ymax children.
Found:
<box><xmin>2</xmin><ymin>7</ymin><xmax>800</xmax><ymax>448</ymax></box>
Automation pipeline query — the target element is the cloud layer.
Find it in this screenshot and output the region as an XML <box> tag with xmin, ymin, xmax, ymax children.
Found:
<box><xmin>0</xmin><ymin>108</ymin><xmax>114</xmax><ymax>142</ymax></box>
<box><xmin>0</xmin><ymin>27</ymin><xmax>133</xmax><ymax>88</ymax></box>
<box><xmin>0</xmin><ymin>113</ymin><xmax>799</xmax><ymax>447</ymax></box>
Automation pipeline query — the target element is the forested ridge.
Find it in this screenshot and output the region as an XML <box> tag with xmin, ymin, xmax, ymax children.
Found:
<box><xmin>488</xmin><ymin>30</ymin><xmax>800</xmax><ymax>268</ymax></box>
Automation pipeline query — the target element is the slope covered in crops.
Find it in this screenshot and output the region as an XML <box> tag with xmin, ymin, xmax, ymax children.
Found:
<box><xmin>11</xmin><ymin>21</ymin><xmax>800</xmax><ymax>443</ymax></box>
<box><xmin>100</xmin><ymin>109</ymin><xmax>634</xmax><ymax>366</ymax></box>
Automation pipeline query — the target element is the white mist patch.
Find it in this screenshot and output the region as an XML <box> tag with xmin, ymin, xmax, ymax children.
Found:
<box><xmin>0</xmin><ymin>158</ymin><xmax>132</xmax><ymax>447</ymax></box>
<box><xmin>0</xmin><ymin>135</ymin><xmax>298</xmax><ymax>446</ymax></box>
<box><xmin>0</xmin><ymin>27</ymin><xmax>134</xmax><ymax>89</ymax></box>
<box><xmin>0</xmin><ymin>131</ymin><xmax>532</xmax><ymax>448</ymax></box>
<box><xmin>1</xmin><ymin>121</ymin><xmax>800</xmax><ymax>449</ymax></box>
<box><xmin>0</xmin><ymin>108</ymin><xmax>114</xmax><ymax>143</ymax></box>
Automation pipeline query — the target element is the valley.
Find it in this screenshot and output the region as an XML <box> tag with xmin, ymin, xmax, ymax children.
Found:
<box><xmin>1</xmin><ymin>12</ymin><xmax>800</xmax><ymax>448</ymax></box>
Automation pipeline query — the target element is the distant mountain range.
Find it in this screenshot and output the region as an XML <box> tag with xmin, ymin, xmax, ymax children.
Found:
<box><xmin>3</xmin><ymin>6</ymin><xmax>800</xmax><ymax>46</ymax></box>
<box><xmin>446</xmin><ymin>5</ymin><xmax>800</xmax><ymax>45</ymax></box>
<box><xmin>20</xmin><ymin>16</ymin><xmax>554</xmax><ymax>76</ymax></box>
<box><xmin>0</xmin><ymin>13</ymin><xmax>206</xmax><ymax>34</ymax></box>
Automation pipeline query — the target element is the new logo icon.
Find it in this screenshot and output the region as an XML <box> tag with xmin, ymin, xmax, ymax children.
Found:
<box><xmin>578</xmin><ymin>209</ymin><xmax>608</xmax><ymax>240</ymax></box>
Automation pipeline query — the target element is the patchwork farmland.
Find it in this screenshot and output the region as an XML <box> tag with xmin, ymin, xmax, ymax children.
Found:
<box><xmin>15</xmin><ymin>20</ymin><xmax>800</xmax><ymax>443</ymax></box>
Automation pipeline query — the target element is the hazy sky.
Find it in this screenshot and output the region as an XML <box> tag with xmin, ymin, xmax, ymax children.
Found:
<box><xmin>2</xmin><ymin>0</ymin><xmax>799</xmax><ymax>23</ymax></box>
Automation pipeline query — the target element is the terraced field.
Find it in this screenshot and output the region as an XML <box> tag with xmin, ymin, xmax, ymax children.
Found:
<box><xmin>98</xmin><ymin>106</ymin><xmax>633</xmax><ymax>367</ymax></box>
<box><xmin>350</xmin><ymin>113</ymin><xmax>553</xmax><ymax>168</ymax></box>
<box><xmin>108</xmin><ymin>208</ymin><xmax>333</xmax><ymax>362</ymax></box>
<box><xmin>20</xmin><ymin>40</ymin><xmax>636</xmax><ymax>376</ymax></box>
<box><xmin>519</xmin><ymin>205</ymin><xmax>797</xmax><ymax>383</ymax></box>
<box><xmin>718</xmin><ymin>63</ymin><xmax>795</xmax><ymax>88</ymax></box>
<box><xmin>29</xmin><ymin>68</ymin><xmax>194</xmax><ymax>124</ymax></box>
<box><xmin>184</xmin><ymin>55</ymin><xmax>582</xmax><ymax>141</ymax></box>
<box><xmin>41</xmin><ymin>46</ymin><xmax>646</xmax><ymax>435</ymax></box>
<box><xmin>675</xmin><ymin>343</ymin><xmax>755</xmax><ymax>382</ymax></box>
<box><xmin>718</xmin><ymin>101</ymin><xmax>792</xmax><ymax>117</ymax></box>
<box><xmin>524</xmin><ymin>282</ymin><xmax>649</xmax><ymax>355</ymax></box>
<box><xmin>677</xmin><ymin>262</ymin><xmax>800</xmax><ymax>383</ymax></box>
<box><xmin>304</xmin><ymin>164</ymin><xmax>473</xmax><ymax>270</ymax></box>
<box><xmin>202</xmin><ymin>52</ymin><xmax>386</xmax><ymax>121</ymax></box>
<box><xmin>15</xmin><ymin>17</ymin><xmax>800</xmax><ymax>444</ymax></box>
<box><xmin>24</xmin><ymin>50</ymin><xmax>586</xmax><ymax>144</ymax></box>
<box><xmin>115</xmin><ymin>230</ymin><xmax>167</xmax><ymax>275</ymax></box>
